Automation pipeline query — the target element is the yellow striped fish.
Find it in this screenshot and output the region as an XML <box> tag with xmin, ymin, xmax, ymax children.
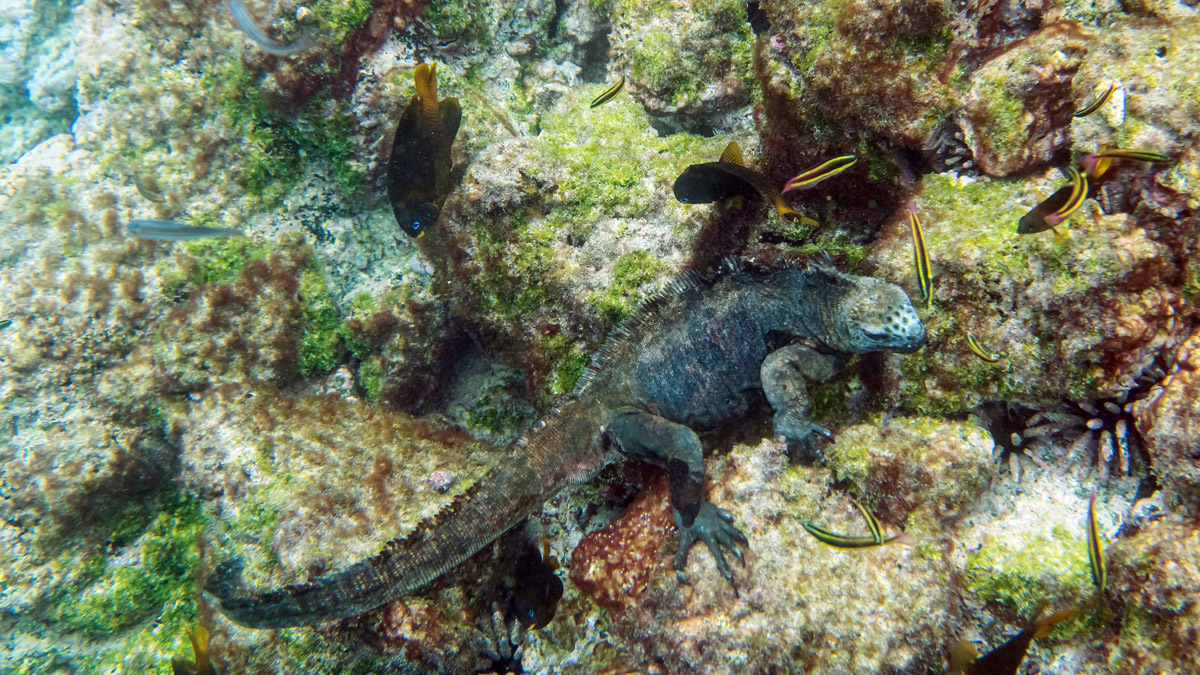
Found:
<box><xmin>852</xmin><ymin>498</ymin><xmax>883</xmax><ymax>545</ymax></box>
<box><xmin>781</xmin><ymin>155</ymin><xmax>856</xmax><ymax>193</ymax></box>
<box><xmin>590</xmin><ymin>74</ymin><xmax>625</xmax><ymax>108</ymax></box>
<box><xmin>1088</xmin><ymin>493</ymin><xmax>1106</xmax><ymax>592</ymax></box>
<box><xmin>965</xmin><ymin>333</ymin><xmax>1002</xmax><ymax>363</ymax></box>
<box><xmin>1044</xmin><ymin>166</ymin><xmax>1087</xmax><ymax>227</ymax></box>
<box><xmin>908</xmin><ymin>204</ymin><xmax>932</xmax><ymax>309</ymax></box>
<box><xmin>802</xmin><ymin>522</ymin><xmax>883</xmax><ymax>548</ymax></box>
<box><xmin>1073</xmin><ymin>83</ymin><xmax>1115</xmax><ymax>118</ymax></box>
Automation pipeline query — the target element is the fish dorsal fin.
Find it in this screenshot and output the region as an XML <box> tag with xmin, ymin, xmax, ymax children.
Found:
<box><xmin>719</xmin><ymin>141</ymin><xmax>744</xmax><ymax>166</ymax></box>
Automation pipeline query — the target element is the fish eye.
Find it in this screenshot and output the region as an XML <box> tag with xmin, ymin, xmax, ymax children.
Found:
<box><xmin>411</xmin><ymin>221</ymin><xmax>421</xmax><ymax>229</ymax></box>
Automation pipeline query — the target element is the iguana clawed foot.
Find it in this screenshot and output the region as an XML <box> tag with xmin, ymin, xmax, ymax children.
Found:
<box><xmin>673</xmin><ymin>502</ymin><xmax>749</xmax><ymax>590</ymax></box>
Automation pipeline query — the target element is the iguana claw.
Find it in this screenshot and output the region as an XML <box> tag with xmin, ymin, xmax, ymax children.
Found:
<box><xmin>673</xmin><ymin>502</ymin><xmax>749</xmax><ymax>588</ymax></box>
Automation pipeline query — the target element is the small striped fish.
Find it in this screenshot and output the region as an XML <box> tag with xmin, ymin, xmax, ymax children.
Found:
<box><xmin>589</xmin><ymin>74</ymin><xmax>625</xmax><ymax>108</ymax></box>
<box><xmin>782</xmin><ymin>155</ymin><xmax>856</xmax><ymax>193</ymax></box>
<box><xmin>1073</xmin><ymin>83</ymin><xmax>1115</xmax><ymax>118</ymax></box>
<box><xmin>127</xmin><ymin>219</ymin><xmax>244</xmax><ymax>241</ymax></box>
<box><xmin>1088</xmin><ymin>493</ymin><xmax>1106</xmax><ymax>592</ymax></box>
<box><xmin>908</xmin><ymin>204</ymin><xmax>932</xmax><ymax>309</ymax></box>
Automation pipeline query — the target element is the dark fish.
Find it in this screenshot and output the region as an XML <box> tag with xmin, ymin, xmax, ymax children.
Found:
<box><xmin>171</xmin><ymin>626</ymin><xmax>219</xmax><ymax>675</ymax></box>
<box><xmin>589</xmin><ymin>74</ymin><xmax>625</xmax><ymax>108</ymax></box>
<box><xmin>781</xmin><ymin>155</ymin><xmax>857</xmax><ymax>193</ymax></box>
<box><xmin>965</xmin><ymin>333</ymin><xmax>1002</xmax><ymax>363</ymax></box>
<box><xmin>0</xmin><ymin>319</ymin><xmax>11</xmax><ymax>331</ymax></box>
<box><xmin>387</xmin><ymin>63</ymin><xmax>462</xmax><ymax>239</ymax></box>
<box><xmin>673</xmin><ymin>141</ymin><xmax>798</xmax><ymax>220</ymax></box>
<box><xmin>127</xmin><ymin>220</ymin><xmax>243</xmax><ymax>241</ymax></box>
<box><xmin>908</xmin><ymin>204</ymin><xmax>932</xmax><ymax>309</ymax></box>
<box><xmin>1087</xmin><ymin>493</ymin><xmax>1106</xmax><ymax>592</ymax></box>
<box><xmin>511</xmin><ymin>534</ymin><xmax>563</xmax><ymax>630</ymax></box>
<box><xmin>134</xmin><ymin>173</ymin><xmax>166</xmax><ymax>204</ymax></box>
<box><xmin>1017</xmin><ymin>167</ymin><xmax>1086</xmax><ymax>234</ymax></box>
<box><xmin>1073</xmin><ymin>83</ymin><xmax>1115</xmax><ymax>118</ymax></box>
<box><xmin>948</xmin><ymin>608</ymin><xmax>1078</xmax><ymax>675</ymax></box>
<box><xmin>1080</xmin><ymin>148</ymin><xmax>1173</xmax><ymax>179</ymax></box>
<box><xmin>227</xmin><ymin>0</ymin><xmax>315</xmax><ymax>57</ymax></box>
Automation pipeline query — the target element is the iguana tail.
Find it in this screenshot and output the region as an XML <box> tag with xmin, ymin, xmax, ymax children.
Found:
<box><xmin>205</xmin><ymin>400</ymin><xmax>608</xmax><ymax>629</ymax></box>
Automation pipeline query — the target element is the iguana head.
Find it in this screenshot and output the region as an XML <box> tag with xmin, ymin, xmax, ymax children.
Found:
<box><xmin>829</xmin><ymin>274</ymin><xmax>926</xmax><ymax>354</ymax></box>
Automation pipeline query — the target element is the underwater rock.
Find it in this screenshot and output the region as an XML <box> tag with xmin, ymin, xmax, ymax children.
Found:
<box><xmin>953</xmin><ymin>471</ymin><xmax>1122</xmax><ymax>621</ymax></box>
<box><xmin>961</xmin><ymin>23</ymin><xmax>1088</xmax><ymax>177</ymax></box>
<box><xmin>823</xmin><ymin>416</ymin><xmax>995</xmax><ymax>528</ymax></box>
<box><xmin>1103</xmin><ymin>516</ymin><xmax>1200</xmax><ymax>672</ymax></box>
<box><xmin>757</xmin><ymin>0</ymin><xmax>958</xmax><ymax>148</ymax></box>
<box><xmin>608</xmin><ymin>0</ymin><xmax>755</xmax><ymax>118</ymax></box>
<box><xmin>571</xmin><ymin>438</ymin><xmax>955</xmax><ymax>673</ymax></box>
<box><xmin>1130</xmin><ymin>329</ymin><xmax>1200</xmax><ymax>509</ymax></box>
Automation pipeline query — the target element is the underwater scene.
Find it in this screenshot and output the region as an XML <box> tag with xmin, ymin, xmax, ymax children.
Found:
<box><xmin>2</xmin><ymin>0</ymin><xmax>1199</xmax><ymax>672</ymax></box>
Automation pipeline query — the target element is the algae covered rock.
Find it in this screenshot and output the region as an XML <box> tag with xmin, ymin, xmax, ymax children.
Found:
<box><xmin>609</xmin><ymin>0</ymin><xmax>755</xmax><ymax>118</ymax></box>
<box><xmin>962</xmin><ymin>23</ymin><xmax>1088</xmax><ymax>177</ymax></box>
<box><xmin>182</xmin><ymin>383</ymin><xmax>503</xmax><ymax>672</ymax></box>
<box><xmin>824</xmin><ymin>416</ymin><xmax>995</xmax><ymax>528</ymax></box>
<box><xmin>866</xmin><ymin>171</ymin><xmax>1189</xmax><ymax>415</ymax></box>
<box><xmin>1104</xmin><ymin>517</ymin><xmax>1200</xmax><ymax>672</ymax></box>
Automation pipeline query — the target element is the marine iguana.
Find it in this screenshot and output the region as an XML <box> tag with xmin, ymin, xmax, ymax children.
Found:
<box><xmin>206</xmin><ymin>257</ymin><xmax>927</xmax><ymax>628</ymax></box>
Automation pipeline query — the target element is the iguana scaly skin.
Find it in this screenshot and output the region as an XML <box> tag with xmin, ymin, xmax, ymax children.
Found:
<box><xmin>206</xmin><ymin>258</ymin><xmax>927</xmax><ymax>628</ymax></box>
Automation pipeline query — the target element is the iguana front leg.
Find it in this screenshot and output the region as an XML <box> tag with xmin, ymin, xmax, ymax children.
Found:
<box><xmin>760</xmin><ymin>344</ymin><xmax>846</xmax><ymax>455</ymax></box>
<box><xmin>606</xmin><ymin>406</ymin><xmax>748</xmax><ymax>587</ymax></box>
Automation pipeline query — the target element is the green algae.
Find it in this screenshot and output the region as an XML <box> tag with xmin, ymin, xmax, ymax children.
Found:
<box><xmin>963</xmin><ymin>523</ymin><xmax>1092</xmax><ymax>618</ymax></box>
<box><xmin>426</xmin><ymin>0</ymin><xmax>491</xmax><ymax>44</ymax></box>
<box><xmin>543</xmin><ymin>333</ymin><xmax>591</xmax><ymax>396</ymax></box>
<box><xmin>587</xmin><ymin>250</ymin><xmax>664</xmax><ymax>323</ymax></box>
<box><xmin>53</xmin><ymin>495</ymin><xmax>205</xmax><ymax>637</ymax></box>
<box><xmin>297</xmin><ymin>255</ymin><xmax>343</xmax><ymax>378</ymax></box>
<box><xmin>221</xmin><ymin>62</ymin><xmax>365</xmax><ymax>204</ymax></box>
<box><xmin>358</xmin><ymin>355</ymin><xmax>384</xmax><ymax>401</ymax></box>
<box><xmin>179</xmin><ymin>236</ymin><xmax>273</xmax><ymax>287</ymax></box>
<box><xmin>307</xmin><ymin>0</ymin><xmax>373</xmax><ymax>44</ymax></box>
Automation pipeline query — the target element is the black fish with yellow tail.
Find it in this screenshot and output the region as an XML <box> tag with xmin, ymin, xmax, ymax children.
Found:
<box><xmin>674</xmin><ymin>141</ymin><xmax>799</xmax><ymax>221</ymax></box>
<box><xmin>511</xmin><ymin>533</ymin><xmax>563</xmax><ymax>630</ymax></box>
<box><xmin>948</xmin><ymin>608</ymin><xmax>1078</xmax><ymax>674</ymax></box>
<box><xmin>387</xmin><ymin>62</ymin><xmax>462</xmax><ymax>238</ymax></box>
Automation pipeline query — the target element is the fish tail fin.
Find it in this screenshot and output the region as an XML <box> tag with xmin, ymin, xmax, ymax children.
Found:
<box><xmin>887</xmin><ymin>531</ymin><xmax>916</xmax><ymax>547</ymax></box>
<box><xmin>414</xmin><ymin>63</ymin><xmax>439</xmax><ymax>110</ymax></box>
<box><xmin>190</xmin><ymin>626</ymin><xmax>211</xmax><ymax>671</ymax></box>
<box><xmin>772</xmin><ymin>195</ymin><xmax>799</xmax><ymax>221</ymax></box>
<box><xmin>1033</xmin><ymin>607</ymin><xmax>1079</xmax><ymax>639</ymax></box>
